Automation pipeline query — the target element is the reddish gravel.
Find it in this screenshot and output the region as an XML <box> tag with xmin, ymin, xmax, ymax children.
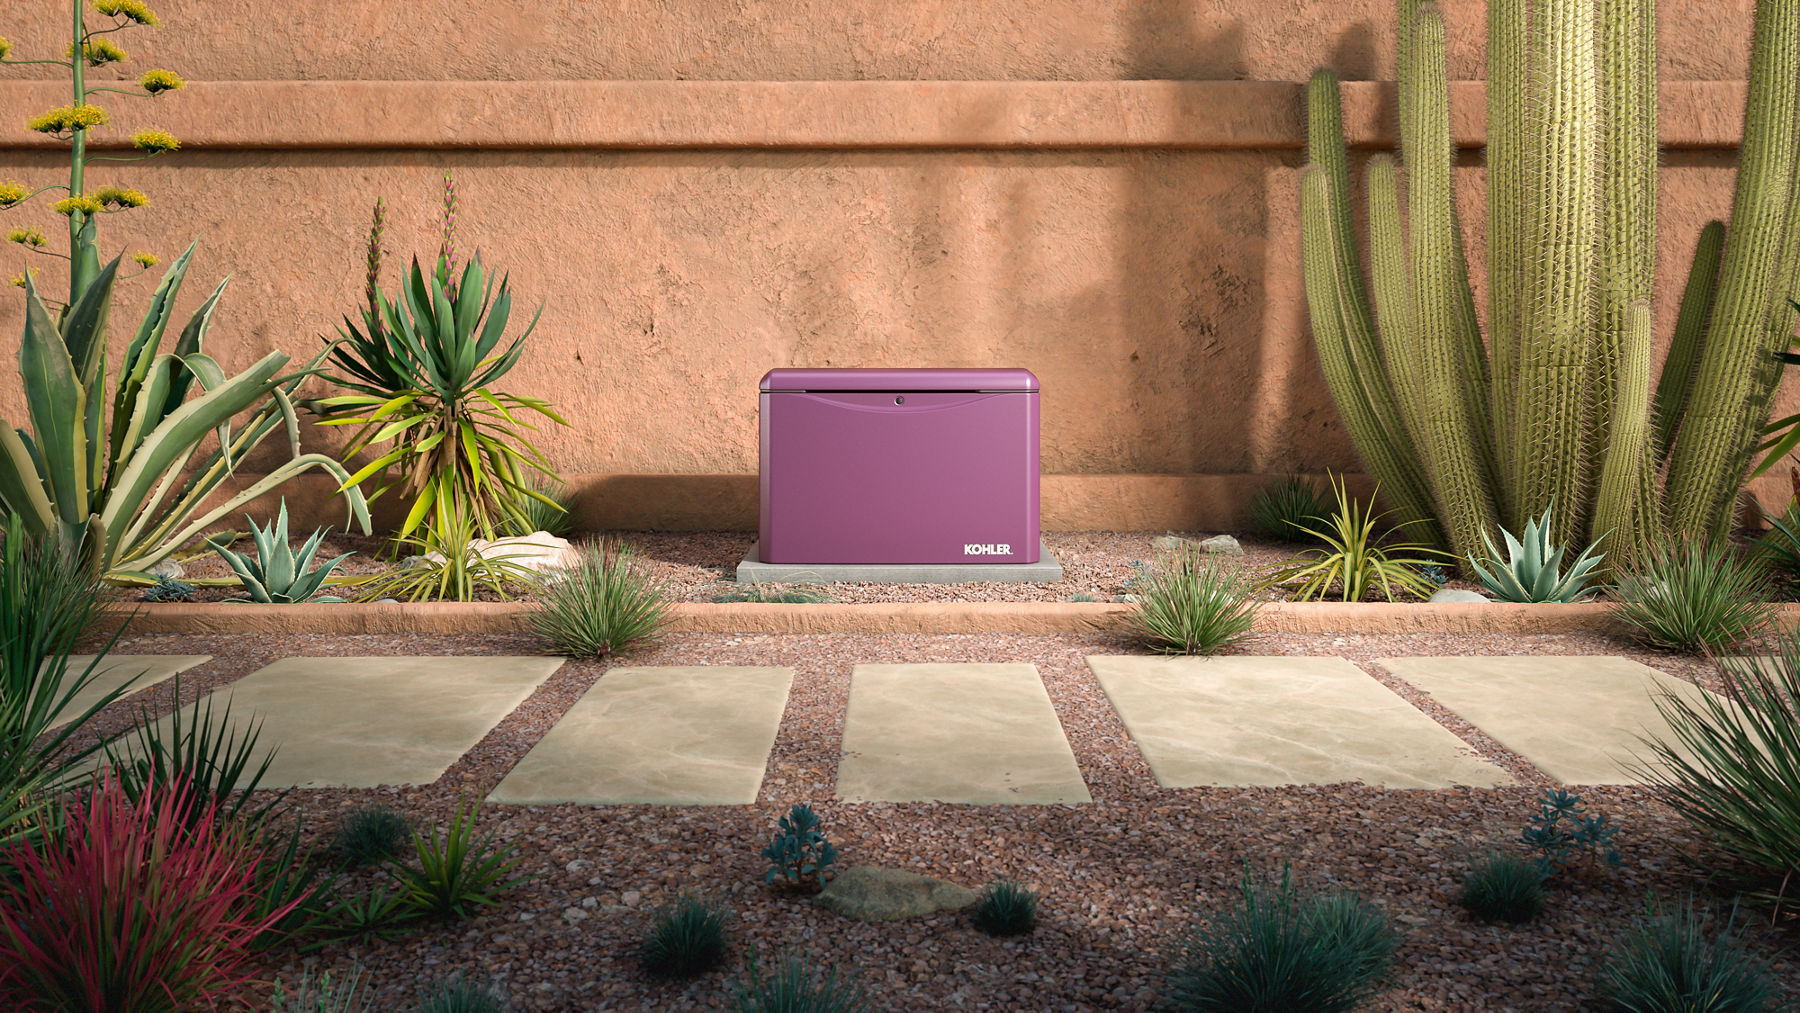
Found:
<box><xmin>66</xmin><ymin>623</ymin><xmax>1800</xmax><ymax>1012</ymax></box>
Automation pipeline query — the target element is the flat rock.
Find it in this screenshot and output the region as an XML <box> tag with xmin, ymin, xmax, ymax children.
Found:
<box><xmin>1149</xmin><ymin>534</ymin><xmax>1189</xmax><ymax>551</ymax></box>
<box><xmin>1198</xmin><ymin>534</ymin><xmax>1243</xmax><ymax>556</ymax></box>
<box><xmin>147</xmin><ymin>558</ymin><xmax>184</xmax><ymax>579</ymax></box>
<box><xmin>817</xmin><ymin>865</ymin><xmax>978</xmax><ymax>922</ymax></box>
<box><xmin>1428</xmin><ymin>589</ymin><xmax>1489</xmax><ymax>603</ymax></box>
<box><xmin>427</xmin><ymin>531</ymin><xmax>580</xmax><ymax>572</ymax></box>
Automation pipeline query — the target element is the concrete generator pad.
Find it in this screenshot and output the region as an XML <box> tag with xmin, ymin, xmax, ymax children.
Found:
<box><xmin>489</xmin><ymin>666</ymin><xmax>792</xmax><ymax>806</ymax></box>
<box><xmin>150</xmin><ymin>656</ymin><xmax>563</xmax><ymax>788</ymax></box>
<box><xmin>736</xmin><ymin>540</ymin><xmax>1064</xmax><ymax>584</ymax></box>
<box><xmin>1378</xmin><ymin>656</ymin><xmax>1721</xmax><ymax>785</ymax></box>
<box><xmin>1086</xmin><ymin>655</ymin><xmax>1510</xmax><ymax>788</ymax></box>
<box><xmin>836</xmin><ymin>663</ymin><xmax>1091</xmax><ymax>805</ymax></box>
<box><xmin>49</xmin><ymin>655</ymin><xmax>212</xmax><ymax>730</ymax></box>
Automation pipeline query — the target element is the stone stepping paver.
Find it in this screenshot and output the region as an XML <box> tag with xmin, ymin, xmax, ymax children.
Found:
<box><xmin>51</xmin><ymin>655</ymin><xmax>211</xmax><ymax>730</ymax></box>
<box><xmin>489</xmin><ymin>666</ymin><xmax>792</xmax><ymax>806</ymax></box>
<box><xmin>836</xmin><ymin>663</ymin><xmax>1091</xmax><ymax>805</ymax></box>
<box><xmin>1087</xmin><ymin>655</ymin><xmax>1511</xmax><ymax>789</ymax></box>
<box><xmin>1378</xmin><ymin>655</ymin><xmax>1720</xmax><ymax>785</ymax></box>
<box><xmin>149</xmin><ymin>656</ymin><xmax>563</xmax><ymax>788</ymax></box>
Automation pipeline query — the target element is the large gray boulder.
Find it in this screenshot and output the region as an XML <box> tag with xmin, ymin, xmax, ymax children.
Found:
<box><xmin>817</xmin><ymin>865</ymin><xmax>977</xmax><ymax>922</ymax></box>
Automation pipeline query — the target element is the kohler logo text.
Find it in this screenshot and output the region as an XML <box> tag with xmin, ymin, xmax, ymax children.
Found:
<box><xmin>963</xmin><ymin>543</ymin><xmax>1012</xmax><ymax>556</ymax></box>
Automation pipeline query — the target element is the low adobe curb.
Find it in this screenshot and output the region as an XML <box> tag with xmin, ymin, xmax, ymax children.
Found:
<box><xmin>96</xmin><ymin>600</ymin><xmax>1794</xmax><ymax>637</ymax></box>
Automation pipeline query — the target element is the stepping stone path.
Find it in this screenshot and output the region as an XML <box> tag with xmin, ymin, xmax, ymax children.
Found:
<box><xmin>490</xmin><ymin>666</ymin><xmax>792</xmax><ymax>806</ymax></box>
<box><xmin>1378</xmin><ymin>655</ymin><xmax>1721</xmax><ymax>785</ymax></box>
<box><xmin>1088</xmin><ymin>655</ymin><xmax>1510</xmax><ymax>788</ymax></box>
<box><xmin>50</xmin><ymin>655</ymin><xmax>210</xmax><ymax>730</ymax></box>
<box><xmin>836</xmin><ymin>663</ymin><xmax>1090</xmax><ymax>804</ymax></box>
<box><xmin>152</xmin><ymin>656</ymin><xmax>563</xmax><ymax>788</ymax></box>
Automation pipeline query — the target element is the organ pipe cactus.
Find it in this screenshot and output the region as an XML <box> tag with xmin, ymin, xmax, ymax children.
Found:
<box><xmin>1302</xmin><ymin>0</ymin><xmax>1800</xmax><ymax>568</ymax></box>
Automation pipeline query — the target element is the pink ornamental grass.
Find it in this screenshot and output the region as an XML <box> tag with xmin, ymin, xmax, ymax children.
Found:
<box><xmin>0</xmin><ymin>772</ymin><xmax>301</xmax><ymax>1013</ymax></box>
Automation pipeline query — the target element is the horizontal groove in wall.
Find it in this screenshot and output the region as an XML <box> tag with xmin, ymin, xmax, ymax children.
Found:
<box><xmin>0</xmin><ymin>80</ymin><xmax>1746</xmax><ymax>152</ymax></box>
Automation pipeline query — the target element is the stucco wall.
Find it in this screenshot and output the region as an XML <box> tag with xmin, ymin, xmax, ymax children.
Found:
<box><xmin>0</xmin><ymin>2</ymin><xmax>1784</xmax><ymax>531</ymax></box>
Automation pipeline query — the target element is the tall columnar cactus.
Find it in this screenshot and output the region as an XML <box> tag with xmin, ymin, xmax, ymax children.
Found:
<box><xmin>1302</xmin><ymin>0</ymin><xmax>1800</xmax><ymax>566</ymax></box>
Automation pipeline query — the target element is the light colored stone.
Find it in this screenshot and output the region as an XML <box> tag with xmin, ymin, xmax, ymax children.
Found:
<box><xmin>142</xmin><ymin>656</ymin><xmax>563</xmax><ymax>788</ymax></box>
<box><xmin>489</xmin><ymin>666</ymin><xmax>792</xmax><ymax>806</ymax></box>
<box><xmin>836</xmin><ymin>663</ymin><xmax>1090</xmax><ymax>804</ymax></box>
<box><xmin>1087</xmin><ymin>655</ymin><xmax>1510</xmax><ymax>788</ymax></box>
<box><xmin>817</xmin><ymin>865</ymin><xmax>978</xmax><ymax>922</ymax></box>
<box><xmin>1378</xmin><ymin>655</ymin><xmax>1722</xmax><ymax>785</ymax></box>
<box><xmin>1428</xmin><ymin>589</ymin><xmax>1489</xmax><ymax>603</ymax></box>
<box><xmin>426</xmin><ymin>531</ymin><xmax>580</xmax><ymax>572</ymax></box>
<box><xmin>1150</xmin><ymin>535</ymin><xmax>1189</xmax><ymax>552</ymax></box>
<box><xmin>146</xmin><ymin>558</ymin><xmax>184</xmax><ymax>579</ymax></box>
<box><xmin>49</xmin><ymin>655</ymin><xmax>212</xmax><ymax>730</ymax></box>
<box><xmin>1198</xmin><ymin>534</ymin><xmax>1243</xmax><ymax>556</ymax></box>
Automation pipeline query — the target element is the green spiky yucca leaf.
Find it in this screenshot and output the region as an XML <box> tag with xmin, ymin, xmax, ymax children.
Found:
<box><xmin>1272</xmin><ymin>474</ymin><xmax>1450</xmax><ymax>602</ymax></box>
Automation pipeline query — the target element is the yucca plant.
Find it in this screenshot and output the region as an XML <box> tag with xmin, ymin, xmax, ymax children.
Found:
<box><xmin>1301</xmin><ymin>0</ymin><xmax>1800</xmax><ymax>571</ymax></box>
<box><xmin>529</xmin><ymin>542</ymin><xmax>670</xmax><ymax>656</ymax></box>
<box><xmin>1270</xmin><ymin>474</ymin><xmax>1450</xmax><ymax>602</ymax></box>
<box><xmin>1599</xmin><ymin>897</ymin><xmax>1780</xmax><ymax>1013</ymax></box>
<box><xmin>387</xmin><ymin>798</ymin><xmax>532</xmax><ymax>920</ymax></box>
<box><xmin>1128</xmin><ymin>543</ymin><xmax>1260</xmax><ymax>654</ymax></box>
<box><xmin>1468</xmin><ymin>500</ymin><xmax>1607</xmax><ymax>602</ymax></box>
<box><xmin>352</xmin><ymin>499</ymin><xmax>539</xmax><ymax>603</ymax></box>
<box><xmin>104</xmin><ymin>674</ymin><xmax>283</xmax><ymax>829</ymax></box>
<box><xmin>208</xmin><ymin>499</ymin><xmax>353</xmax><ymax>603</ymax></box>
<box><xmin>1611</xmin><ymin>539</ymin><xmax>1776</xmax><ymax>653</ymax></box>
<box><xmin>318</xmin><ymin>175</ymin><xmax>566</xmax><ymax>541</ymax></box>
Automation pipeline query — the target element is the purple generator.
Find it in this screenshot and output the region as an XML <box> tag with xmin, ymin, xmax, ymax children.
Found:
<box><xmin>758</xmin><ymin>368</ymin><xmax>1041</xmax><ymax>565</ymax></box>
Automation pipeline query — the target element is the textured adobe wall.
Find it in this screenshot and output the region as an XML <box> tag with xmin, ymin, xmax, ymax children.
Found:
<box><xmin>0</xmin><ymin>1</ymin><xmax>1786</xmax><ymax>532</ymax></box>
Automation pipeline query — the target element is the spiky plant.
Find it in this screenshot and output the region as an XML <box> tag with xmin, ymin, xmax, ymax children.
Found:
<box><xmin>1467</xmin><ymin>499</ymin><xmax>1607</xmax><ymax>602</ymax></box>
<box><xmin>1301</xmin><ymin>0</ymin><xmax>1800</xmax><ymax>572</ymax></box>
<box><xmin>208</xmin><ymin>499</ymin><xmax>353</xmax><ymax>603</ymax></box>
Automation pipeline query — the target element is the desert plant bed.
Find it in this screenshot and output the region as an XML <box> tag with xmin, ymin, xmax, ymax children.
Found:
<box><xmin>58</xmin><ymin>625</ymin><xmax>1800</xmax><ymax>1011</ymax></box>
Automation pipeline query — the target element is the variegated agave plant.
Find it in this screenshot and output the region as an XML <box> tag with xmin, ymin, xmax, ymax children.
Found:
<box><xmin>1468</xmin><ymin>500</ymin><xmax>1607</xmax><ymax>603</ymax></box>
<box><xmin>208</xmin><ymin>499</ymin><xmax>352</xmax><ymax>604</ymax></box>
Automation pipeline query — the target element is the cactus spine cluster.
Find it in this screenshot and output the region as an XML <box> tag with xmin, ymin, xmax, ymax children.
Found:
<box><xmin>1302</xmin><ymin>0</ymin><xmax>1800</xmax><ymax>565</ymax></box>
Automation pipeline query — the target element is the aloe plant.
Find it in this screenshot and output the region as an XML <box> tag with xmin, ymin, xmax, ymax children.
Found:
<box><xmin>208</xmin><ymin>499</ymin><xmax>353</xmax><ymax>603</ymax></box>
<box><xmin>1467</xmin><ymin>501</ymin><xmax>1607</xmax><ymax>603</ymax></box>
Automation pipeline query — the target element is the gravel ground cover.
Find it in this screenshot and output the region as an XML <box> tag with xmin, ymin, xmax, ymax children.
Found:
<box><xmin>71</xmin><ymin>624</ymin><xmax>1800</xmax><ymax>1012</ymax></box>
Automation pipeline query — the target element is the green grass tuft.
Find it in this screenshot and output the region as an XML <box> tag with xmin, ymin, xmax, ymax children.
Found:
<box><xmin>331</xmin><ymin>805</ymin><xmax>412</xmax><ymax>867</ymax></box>
<box><xmin>971</xmin><ymin>879</ymin><xmax>1039</xmax><ymax>936</ymax></box>
<box><xmin>529</xmin><ymin>542</ymin><xmax>670</xmax><ymax>657</ymax></box>
<box><xmin>1250</xmin><ymin>474</ymin><xmax>1332</xmax><ymax>543</ymax></box>
<box><xmin>640</xmin><ymin>892</ymin><xmax>731</xmax><ymax>978</ymax></box>
<box><xmin>1458</xmin><ymin>851</ymin><xmax>1545</xmax><ymax>924</ymax></box>
<box><xmin>1128</xmin><ymin>543</ymin><xmax>1260</xmax><ymax>655</ymax></box>
<box><xmin>732</xmin><ymin>947</ymin><xmax>872</xmax><ymax>1013</ymax></box>
<box><xmin>1598</xmin><ymin>897</ymin><xmax>1779</xmax><ymax>1013</ymax></box>
<box><xmin>1611</xmin><ymin>539</ymin><xmax>1776</xmax><ymax>653</ymax></box>
<box><xmin>406</xmin><ymin>973</ymin><xmax>514</xmax><ymax>1013</ymax></box>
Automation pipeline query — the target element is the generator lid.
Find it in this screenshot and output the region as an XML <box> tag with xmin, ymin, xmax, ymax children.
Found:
<box><xmin>760</xmin><ymin>368</ymin><xmax>1038</xmax><ymax>392</ymax></box>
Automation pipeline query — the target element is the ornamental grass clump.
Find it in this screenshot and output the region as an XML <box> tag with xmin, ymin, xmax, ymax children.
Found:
<box><xmin>971</xmin><ymin>879</ymin><xmax>1039</xmax><ymax>937</ymax></box>
<box><xmin>1271</xmin><ymin>474</ymin><xmax>1449</xmax><ymax>602</ymax></box>
<box><xmin>1128</xmin><ymin>543</ymin><xmax>1260</xmax><ymax>654</ymax></box>
<box><xmin>1598</xmin><ymin>897</ymin><xmax>1780</xmax><ymax>1013</ymax></box>
<box><xmin>1250</xmin><ymin>474</ymin><xmax>1332</xmax><ymax>543</ymax></box>
<box><xmin>640</xmin><ymin>892</ymin><xmax>732</xmax><ymax>978</ymax></box>
<box><xmin>331</xmin><ymin>804</ymin><xmax>413</xmax><ymax>867</ymax></box>
<box><xmin>1611</xmin><ymin>539</ymin><xmax>1776</xmax><ymax>653</ymax></box>
<box><xmin>530</xmin><ymin>542</ymin><xmax>670</xmax><ymax>655</ymax></box>
<box><xmin>406</xmin><ymin>973</ymin><xmax>514</xmax><ymax>1013</ymax></box>
<box><xmin>1458</xmin><ymin>850</ymin><xmax>1545</xmax><ymax>925</ymax></box>
<box><xmin>732</xmin><ymin>947</ymin><xmax>873</xmax><ymax>1013</ymax></box>
<box><xmin>1165</xmin><ymin>867</ymin><xmax>1399</xmax><ymax>1013</ymax></box>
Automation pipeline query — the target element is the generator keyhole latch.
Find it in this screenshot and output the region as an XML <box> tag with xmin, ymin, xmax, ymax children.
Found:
<box><xmin>894</xmin><ymin>396</ymin><xmax>905</xmax><ymax>405</ymax></box>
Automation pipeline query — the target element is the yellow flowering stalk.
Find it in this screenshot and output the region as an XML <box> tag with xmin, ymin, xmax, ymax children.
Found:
<box><xmin>93</xmin><ymin>0</ymin><xmax>160</xmax><ymax>26</ymax></box>
<box><xmin>130</xmin><ymin>129</ymin><xmax>179</xmax><ymax>153</ymax></box>
<box><xmin>27</xmin><ymin>105</ymin><xmax>110</xmax><ymax>134</ymax></box>
<box><xmin>92</xmin><ymin>185</ymin><xmax>148</xmax><ymax>209</ymax></box>
<box><xmin>53</xmin><ymin>196</ymin><xmax>104</xmax><ymax>216</ymax></box>
<box><xmin>132</xmin><ymin>250</ymin><xmax>158</xmax><ymax>267</ymax></box>
<box><xmin>0</xmin><ymin>182</ymin><xmax>27</xmax><ymax>207</ymax></box>
<box><xmin>139</xmin><ymin>69</ymin><xmax>184</xmax><ymax>94</ymax></box>
<box><xmin>0</xmin><ymin>37</ymin><xmax>11</xmax><ymax>60</ymax></box>
<box><xmin>67</xmin><ymin>39</ymin><xmax>128</xmax><ymax>66</ymax></box>
<box><xmin>9</xmin><ymin>272</ymin><xmax>34</xmax><ymax>288</ymax></box>
<box><xmin>7</xmin><ymin>229</ymin><xmax>47</xmax><ymax>247</ymax></box>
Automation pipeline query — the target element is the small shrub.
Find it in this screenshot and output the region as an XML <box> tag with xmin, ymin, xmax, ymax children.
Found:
<box><xmin>1251</xmin><ymin>474</ymin><xmax>1332</xmax><ymax>543</ymax></box>
<box><xmin>310</xmin><ymin>882</ymin><xmax>416</xmax><ymax>946</ymax></box>
<box><xmin>713</xmin><ymin>582</ymin><xmax>832</xmax><ymax>604</ymax></box>
<box><xmin>1523</xmin><ymin>788</ymin><xmax>1621</xmax><ymax>877</ymax></box>
<box><xmin>1417</xmin><ymin>563</ymin><xmax>1451</xmax><ymax>588</ymax></box>
<box><xmin>1459</xmin><ymin>851</ymin><xmax>1545</xmax><ymax>924</ymax></box>
<box><xmin>499</xmin><ymin>477</ymin><xmax>577</xmax><ymax>538</ymax></box>
<box><xmin>761</xmin><ymin>804</ymin><xmax>838</xmax><ymax>891</ymax></box>
<box><xmin>530</xmin><ymin>542</ymin><xmax>670</xmax><ymax>656</ymax></box>
<box><xmin>407</xmin><ymin>972</ymin><xmax>515</xmax><ymax>1013</ymax></box>
<box><xmin>1270</xmin><ymin>474</ymin><xmax>1449</xmax><ymax>602</ymax></box>
<box><xmin>1468</xmin><ymin>499</ymin><xmax>1606</xmax><ymax>603</ymax></box>
<box><xmin>1071</xmin><ymin>592</ymin><xmax>1104</xmax><ymax>602</ymax></box>
<box><xmin>388</xmin><ymin>798</ymin><xmax>531</xmax><ymax>920</ymax></box>
<box><xmin>1751</xmin><ymin>501</ymin><xmax>1800</xmax><ymax>587</ymax></box>
<box><xmin>333</xmin><ymin>804</ymin><xmax>413</xmax><ymax>866</ymax></box>
<box><xmin>1598</xmin><ymin>897</ymin><xmax>1779</xmax><ymax>1013</ymax></box>
<box><xmin>1640</xmin><ymin>635</ymin><xmax>1800</xmax><ymax>905</ymax></box>
<box><xmin>271</xmin><ymin>964</ymin><xmax>372</xmax><ymax>1013</ymax></box>
<box><xmin>0</xmin><ymin>773</ymin><xmax>302</xmax><ymax>1013</ymax></box>
<box><xmin>732</xmin><ymin>947</ymin><xmax>872</xmax><ymax>1013</ymax></box>
<box><xmin>208</xmin><ymin>500</ymin><xmax>353</xmax><ymax>602</ymax></box>
<box><xmin>641</xmin><ymin>892</ymin><xmax>731</xmax><ymax>978</ymax></box>
<box><xmin>971</xmin><ymin>879</ymin><xmax>1039</xmax><ymax>936</ymax></box>
<box><xmin>354</xmin><ymin>504</ymin><xmax>539</xmax><ymax>603</ymax></box>
<box><xmin>1165</xmin><ymin>867</ymin><xmax>1399</xmax><ymax>1013</ymax></box>
<box><xmin>1128</xmin><ymin>543</ymin><xmax>1260</xmax><ymax>654</ymax></box>
<box><xmin>142</xmin><ymin>575</ymin><xmax>198</xmax><ymax>602</ymax></box>
<box><xmin>1612</xmin><ymin>539</ymin><xmax>1776</xmax><ymax>653</ymax></box>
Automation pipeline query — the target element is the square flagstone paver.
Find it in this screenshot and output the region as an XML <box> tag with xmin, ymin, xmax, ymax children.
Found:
<box><xmin>836</xmin><ymin>663</ymin><xmax>1090</xmax><ymax>805</ymax></box>
<box><xmin>1087</xmin><ymin>655</ymin><xmax>1510</xmax><ymax>788</ymax></box>
<box><xmin>489</xmin><ymin>666</ymin><xmax>792</xmax><ymax>806</ymax></box>
<box><xmin>50</xmin><ymin>655</ymin><xmax>211</xmax><ymax>730</ymax></box>
<box><xmin>1378</xmin><ymin>655</ymin><xmax>1720</xmax><ymax>785</ymax></box>
<box><xmin>147</xmin><ymin>656</ymin><xmax>563</xmax><ymax>788</ymax></box>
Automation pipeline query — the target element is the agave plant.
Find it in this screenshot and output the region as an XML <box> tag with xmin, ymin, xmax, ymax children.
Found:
<box><xmin>1467</xmin><ymin>500</ymin><xmax>1607</xmax><ymax>603</ymax></box>
<box><xmin>0</xmin><ymin>251</ymin><xmax>371</xmax><ymax>580</ymax></box>
<box><xmin>208</xmin><ymin>499</ymin><xmax>353</xmax><ymax>603</ymax></box>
